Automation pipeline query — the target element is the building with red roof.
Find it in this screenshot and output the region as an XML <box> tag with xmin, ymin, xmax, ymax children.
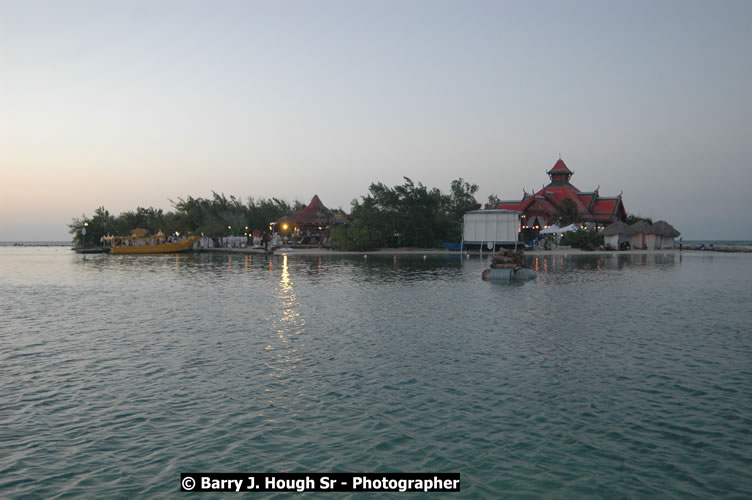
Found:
<box><xmin>274</xmin><ymin>195</ymin><xmax>346</xmax><ymax>246</ymax></box>
<box><xmin>497</xmin><ymin>159</ymin><xmax>626</xmax><ymax>236</ymax></box>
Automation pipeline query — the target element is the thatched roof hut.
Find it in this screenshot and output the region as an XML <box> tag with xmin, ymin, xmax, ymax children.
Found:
<box><xmin>627</xmin><ymin>220</ymin><xmax>653</xmax><ymax>235</ymax></box>
<box><xmin>601</xmin><ymin>220</ymin><xmax>629</xmax><ymax>236</ymax></box>
<box><xmin>652</xmin><ymin>220</ymin><xmax>680</xmax><ymax>237</ymax></box>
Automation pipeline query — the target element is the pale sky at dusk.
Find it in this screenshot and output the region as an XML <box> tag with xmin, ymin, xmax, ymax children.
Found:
<box><xmin>2</xmin><ymin>0</ymin><xmax>751</xmax><ymax>241</ymax></box>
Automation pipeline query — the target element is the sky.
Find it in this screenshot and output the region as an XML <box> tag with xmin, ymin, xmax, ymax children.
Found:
<box><xmin>1</xmin><ymin>0</ymin><xmax>751</xmax><ymax>241</ymax></box>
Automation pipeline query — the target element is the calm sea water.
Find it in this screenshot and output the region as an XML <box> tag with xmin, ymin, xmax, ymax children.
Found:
<box><xmin>1</xmin><ymin>248</ymin><xmax>751</xmax><ymax>498</ymax></box>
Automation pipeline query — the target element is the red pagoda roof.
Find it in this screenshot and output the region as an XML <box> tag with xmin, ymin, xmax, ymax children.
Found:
<box><xmin>294</xmin><ymin>195</ymin><xmax>333</xmax><ymax>223</ymax></box>
<box><xmin>546</xmin><ymin>159</ymin><xmax>573</xmax><ymax>175</ymax></box>
<box><xmin>540</xmin><ymin>184</ymin><xmax>589</xmax><ymax>212</ymax></box>
<box><xmin>590</xmin><ymin>198</ymin><xmax>621</xmax><ymax>218</ymax></box>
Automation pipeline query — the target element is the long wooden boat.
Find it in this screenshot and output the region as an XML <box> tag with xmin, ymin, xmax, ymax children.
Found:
<box><xmin>110</xmin><ymin>236</ymin><xmax>198</xmax><ymax>254</ymax></box>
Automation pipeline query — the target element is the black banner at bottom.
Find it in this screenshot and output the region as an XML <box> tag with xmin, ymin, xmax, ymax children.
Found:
<box><xmin>180</xmin><ymin>473</ymin><xmax>460</xmax><ymax>493</ymax></box>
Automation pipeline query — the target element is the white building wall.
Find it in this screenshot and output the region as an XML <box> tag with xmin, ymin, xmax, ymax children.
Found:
<box><xmin>631</xmin><ymin>233</ymin><xmax>643</xmax><ymax>249</ymax></box>
<box><xmin>604</xmin><ymin>234</ymin><xmax>620</xmax><ymax>249</ymax></box>
<box><xmin>463</xmin><ymin>210</ymin><xmax>519</xmax><ymax>244</ymax></box>
<box><xmin>645</xmin><ymin>233</ymin><xmax>657</xmax><ymax>250</ymax></box>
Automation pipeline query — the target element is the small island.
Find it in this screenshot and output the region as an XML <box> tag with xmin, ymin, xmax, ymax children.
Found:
<box><xmin>70</xmin><ymin>158</ymin><xmax>740</xmax><ymax>255</ymax></box>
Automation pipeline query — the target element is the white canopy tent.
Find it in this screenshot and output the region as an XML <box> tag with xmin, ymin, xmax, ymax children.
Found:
<box><xmin>560</xmin><ymin>224</ymin><xmax>580</xmax><ymax>233</ymax></box>
<box><xmin>539</xmin><ymin>224</ymin><xmax>561</xmax><ymax>235</ymax></box>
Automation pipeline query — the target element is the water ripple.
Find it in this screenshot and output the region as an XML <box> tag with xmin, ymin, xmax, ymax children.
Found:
<box><xmin>1</xmin><ymin>250</ymin><xmax>751</xmax><ymax>497</ymax></box>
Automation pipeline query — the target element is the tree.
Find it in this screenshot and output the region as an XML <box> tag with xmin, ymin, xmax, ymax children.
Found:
<box><xmin>68</xmin><ymin>206</ymin><xmax>116</xmax><ymax>247</ymax></box>
<box><xmin>169</xmin><ymin>193</ymin><xmax>302</xmax><ymax>236</ymax></box>
<box><xmin>552</xmin><ymin>198</ymin><xmax>581</xmax><ymax>226</ymax></box>
<box><xmin>330</xmin><ymin>177</ymin><xmax>479</xmax><ymax>250</ymax></box>
<box><xmin>485</xmin><ymin>193</ymin><xmax>501</xmax><ymax>209</ymax></box>
<box><xmin>171</xmin><ymin>196</ymin><xmax>209</xmax><ymax>234</ymax></box>
<box><xmin>443</xmin><ymin>178</ymin><xmax>479</xmax><ymax>242</ymax></box>
<box><xmin>561</xmin><ymin>229</ymin><xmax>602</xmax><ymax>250</ymax></box>
<box><xmin>115</xmin><ymin>207</ymin><xmax>166</xmax><ymax>235</ymax></box>
<box><xmin>624</xmin><ymin>214</ymin><xmax>653</xmax><ymax>225</ymax></box>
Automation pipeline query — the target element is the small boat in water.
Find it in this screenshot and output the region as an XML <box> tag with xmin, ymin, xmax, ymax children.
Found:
<box><xmin>482</xmin><ymin>248</ymin><xmax>536</xmax><ymax>282</ymax></box>
<box><xmin>482</xmin><ymin>267</ymin><xmax>537</xmax><ymax>281</ymax></box>
<box><xmin>108</xmin><ymin>229</ymin><xmax>198</xmax><ymax>255</ymax></box>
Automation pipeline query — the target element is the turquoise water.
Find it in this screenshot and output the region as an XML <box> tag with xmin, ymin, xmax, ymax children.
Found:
<box><xmin>1</xmin><ymin>248</ymin><xmax>751</xmax><ymax>498</ymax></box>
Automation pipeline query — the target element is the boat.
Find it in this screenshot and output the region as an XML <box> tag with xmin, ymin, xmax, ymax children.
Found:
<box><xmin>482</xmin><ymin>248</ymin><xmax>537</xmax><ymax>282</ymax></box>
<box><xmin>482</xmin><ymin>267</ymin><xmax>537</xmax><ymax>281</ymax></box>
<box><xmin>74</xmin><ymin>247</ymin><xmax>108</xmax><ymax>254</ymax></box>
<box><xmin>108</xmin><ymin>229</ymin><xmax>198</xmax><ymax>255</ymax></box>
<box><xmin>110</xmin><ymin>237</ymin><xmax>198</xmax><ymax>254</ymax></box>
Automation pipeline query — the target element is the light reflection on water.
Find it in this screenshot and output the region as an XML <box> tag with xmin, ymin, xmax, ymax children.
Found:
<box><xmin>1</xmin><ymin>248</ymin><xmax>751</xmax><ymax>498</ymax></box>
<box><xmin>270</xmin><ymin>254</ymin><xmax>304</xmax><ymax>372</ymax></box>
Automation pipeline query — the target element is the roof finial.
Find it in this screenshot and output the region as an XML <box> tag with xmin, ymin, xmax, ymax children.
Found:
<box><xmin>558</xmin><ymin>152</ymin><xmax>561</xmax><ymax>160</ymax></box>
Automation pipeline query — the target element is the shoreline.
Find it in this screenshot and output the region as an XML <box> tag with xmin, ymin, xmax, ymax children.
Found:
<box><xmin>195</xmin><ymin>246</ymin><xmax>752</xmax><ymax>257</ymax></box>
<box><xmin>4</xmin><ymin>243</ymin><xmax>750</xmax><ymax>255</ymax></box>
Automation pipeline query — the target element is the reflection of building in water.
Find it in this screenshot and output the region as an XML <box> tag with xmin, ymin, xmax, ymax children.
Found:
<box><xmin>535</xmin><ymin>253</ymin><xmax>676</xmax><ymax>273</ymax></box>
<box><xmin>497</xmin><ymin>158</ymin><xmax>626</xmax><ymax>240</ymax></box>
<box><xmin>610</xmin><ymin>253</ymin><xmax>677</xmax><ymax>268</ymax></box>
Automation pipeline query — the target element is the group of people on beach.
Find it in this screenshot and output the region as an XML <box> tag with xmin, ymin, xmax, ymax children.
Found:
<box><xmin>200</xmin><ymin>233</ymin><xmax>277</xmax><ymax>250</ymax></box>
<box><xmin>106</xmin><ymin>234</ymin><xmax>187</xmax><ymax>248</ymax></box>
<box><xmin>198</xmin><ymin>230</ymin><xmax>332</xmax><ymax>250</ymax></box>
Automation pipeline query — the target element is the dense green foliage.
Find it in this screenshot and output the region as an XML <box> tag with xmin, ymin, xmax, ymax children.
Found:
<box><xmin>68</xmin><ymin>193</ymin><xmax>303</xmax><ymax>247</ymax></box>
<box><xmin>170</xmin><ymin>193</ymin><xmax>304</xmax><ymax>237</ymax></box>
<box><xmin>69</xmin><ymin>179</ymin><xmax>479</xmax><ymax>250</ymax></box>
<box><xmin>329</xmin><ymin>177</ymin><xmax>479</xmax><ymax>251</ymax></box>
<box><xmin>561</xmin><ymin>229</ymin><xmax>602</xmax><ymax>250</ymax></box>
